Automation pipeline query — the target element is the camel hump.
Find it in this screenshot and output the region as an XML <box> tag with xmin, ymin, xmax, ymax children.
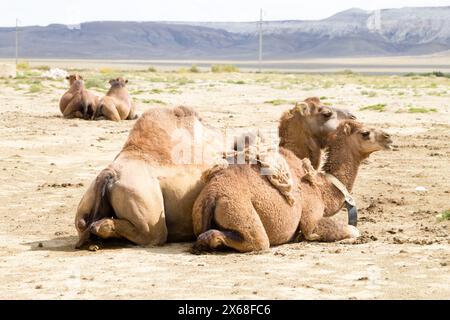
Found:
<box><xmin>173</xmin><ymin>106</ymin><xmax>200</xmax><ymax>119</ymax></box>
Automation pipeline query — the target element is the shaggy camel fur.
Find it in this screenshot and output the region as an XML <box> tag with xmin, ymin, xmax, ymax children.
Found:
<box><xmin>192</xmin><ymin>120</ymin><xmax>392</xmax><ymax>253</ymax></box>
<box><xmin>74</xmin><ymin>106</ymin><xmax>223</xmax><ymax>248</ymax></box>
<box><xmin>59</xmin><ymin>74</ymin><xmax>99</xmax><ymax>119</ymax></box>
<box><xmin>93</xmin><ymin>77</ymin><xmax>137</xmax><ymax>121</ymax></box>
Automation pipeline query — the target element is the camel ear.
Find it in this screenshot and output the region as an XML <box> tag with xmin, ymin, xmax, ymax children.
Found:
<box><xmin>293</xmin><ymin>102</ymin><xmax>310</xmax><ymax>116</ymax></box>
<box><xmin>109</xmin><ymin>79</ymin><xmax>115</xmax><ymax>85</ymax></box>
<box><xmin>79</xmin><ymin>75</ymin><xmax>83</xmax><ymax>80</ymax></box>
<box><xmin>343</xmin><ymin>123</ymin><xmax>353</xmax><ymax>135</ymax></box>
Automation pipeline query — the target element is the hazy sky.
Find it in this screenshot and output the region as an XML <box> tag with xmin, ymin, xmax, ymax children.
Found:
<box><xmin>2</xmin><ymin>0</ymin><xmax>449</xmax><ymax>27</ymax></box>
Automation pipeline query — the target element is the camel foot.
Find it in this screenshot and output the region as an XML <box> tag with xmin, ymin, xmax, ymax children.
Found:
<box><xmin>345</xmin><ymin>225</ymin><xmax>361</xmax><ymax>238</ymax></box>
<box><xmin>304</xmin><ymin>233</ymin><xmax>322</xmax><ymax>241</ymax></box>
<box><xmin>90</xmin><ymin>219</ymin><xmax>116</xmax><ymax>239</ymax></box>
<box><xmin>75</xmin><ymin>229</ymin><xmax>91</xmax><ymax>249</ymax></box>
<box><xmin>191</xmin><ymin>230</ymin><xmax>226</xmax><ymax>254</ymax></box>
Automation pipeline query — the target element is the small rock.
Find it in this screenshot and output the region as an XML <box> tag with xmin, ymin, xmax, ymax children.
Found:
<box><xmin>35</xmin><ymin>284</ymin><xmax>43</xmax><ymax>289</ymax></box>
<box><xmin>357</xmin><ymin>277</ymin><xmax>369</xmax><ymax>281</ymax></box>
<box><xmin>38</xmin><ymin>242</ymin><xmax>43</xmax><ymax>248</ymax></box>
<box><xmin>415</xmin><ymin>186</ymin><xmax>427</xmax><ymax>192</ymax></box>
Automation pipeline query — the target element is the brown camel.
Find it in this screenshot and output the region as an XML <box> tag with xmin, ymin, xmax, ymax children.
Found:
<box><xmin>191</xmin><ymin>120</ymin><xmax>392</xmax><ymax>253</ymax></box>
<box><xmin>74</xmin><ymin>100</ymin><xmax>354</xmax><ymax>249</ymax></box>
<box><xmin>59</xmin><ymin>74</ymin><xmax>99</xmax><ymax>119</ymax></box>
<box><xmin>74</xmin><ymin>106</ymin><xmax>221</xmax><ymax>248</ymax></box>
<box><xmin>93</xmin><ymin>77</ymin><xmax>137</xmax><ymax>121</ymax></box>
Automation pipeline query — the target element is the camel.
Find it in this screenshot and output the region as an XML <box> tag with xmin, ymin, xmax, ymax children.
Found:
<box><xmin>74</xmin><ymin>106</ymin><xmax>222</xmax><ymax>248</ymax></box>
<box><xmin>74</xmin><ymin>99</ymin><xmax>354</xmax><ymax>249</ymax></box>
<box><xmin>93</xmin><ymin>77</ymin><xmax>137</xmax><ymax>121</ymax></box>
<box><xmin>191</xmin><ymin>120</ymin><xmax>392</xmax><ymax>253</ymax></box>
<box><xmin>59</xmin><ymin>74</ymin><xmax>99</xmax><ymax>119</ymax></box>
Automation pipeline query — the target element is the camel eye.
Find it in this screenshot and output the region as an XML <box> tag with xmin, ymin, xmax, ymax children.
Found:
<box><xmin>361</xmin><ymin>131</ymin><xmax>370</xmax><ymax>139</ymax></box>
<box><xmin>322</xmin><ymin>111</ymin><xmax>332</xmax><ymax>118</ymax></box>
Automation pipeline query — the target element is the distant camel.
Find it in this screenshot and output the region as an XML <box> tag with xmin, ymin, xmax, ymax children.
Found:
<box><xmin>93</xmin><ymin>77</ymin><xmax>137</xmax><ymax>121</ymax></box>
<box><xmin>59</xmin><ymin>74</ymin><xmax>99</xmax><ymax>119</ymax></box>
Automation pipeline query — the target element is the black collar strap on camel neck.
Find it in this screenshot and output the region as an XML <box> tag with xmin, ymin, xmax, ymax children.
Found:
<box><xmin>325</xmin><ymin>173</ymin><xmax>358</xmax><ymax>227</ymax></box>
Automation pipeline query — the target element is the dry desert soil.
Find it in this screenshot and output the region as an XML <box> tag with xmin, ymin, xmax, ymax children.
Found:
<box><xmin>0</xmin><ymin>64</ymin><xmax>449</xmax><ymax>299</ymax></box>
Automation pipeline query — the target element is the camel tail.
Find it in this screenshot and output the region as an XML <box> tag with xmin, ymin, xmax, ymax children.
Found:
<box><xmin>93</xmin><ymin>102</ymin><xmax>103</xmax><ymax>120</ymax></box>
<box><xmin>87</xmin><ymin>168</ymin><xmax>117</xmax><ymax>226</ymax></box>
<box><xmin>80</xmin><ymin>91</ymin><xmax>90</xmax><ymax>119</ymax></box>
<box><xmin>200</xmin><ymin>194</ymin><xmax>217</xmax><ymax>234</ymax></box>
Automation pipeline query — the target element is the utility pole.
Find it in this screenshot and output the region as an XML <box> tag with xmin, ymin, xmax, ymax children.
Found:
<box><xmin>15</xmin><ymin>18</ymin><xmax>19</xmax><ymax>73</ymax></box>
<box><xmin>258</xmin><ymin>8</ymin><xmax>263</xmax><ymax>72</ymax></box>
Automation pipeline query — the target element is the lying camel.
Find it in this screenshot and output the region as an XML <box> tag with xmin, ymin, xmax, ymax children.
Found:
<box><xmin>74</xmin><ymin>100</ymin><xmax>353</xmax><ymax>248</ymax></box>
<box><xmin>75</xmin><ymin>106</ymin><xmax>222</xmax><ymax>248</ymax></box>
<box><xmin>191</xmin><ymin>120</ymin><xmax>392</xmax><ymax>253</ymax></box>
<box><xmin>59</xmin><ymin>74</ymin><xmax>99</xmax><ymax>119</ymax></box>
<box><xmin>93</xmin><ymin>77</ymin><xmax>137</xmax><ymax>121</ymax></box>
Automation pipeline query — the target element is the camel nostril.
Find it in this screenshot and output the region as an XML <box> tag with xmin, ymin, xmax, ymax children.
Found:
<box><xmin>383</xmin><ymin>133</ymin><xmax>390</xmax><ymax>138</ymax></box>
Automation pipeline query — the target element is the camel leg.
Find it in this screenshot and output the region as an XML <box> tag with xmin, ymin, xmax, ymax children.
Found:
<box><xmin>89</xmin><ymin>217</ymin><xmax>166</xmax><ymax>245</ymax></box>
<box><xmin>312</xmin><ymin>217</ymin><xmax>360</xmax><ymax>242</ymax></box>
<box><xmin>63</xmin><ymin>100</ymin><xmax>83</xmax><ymax>118</ymax></box>
<box><xmin>299</xmin><ymin>202</ymin><xmax>324</xmax><ymax>241</ymax></box>
<box><xmin>126</xmin><ymin>104</ymin><xmax>138</xmax><ymax>120</ymax></box>
<box><xmin>91</xmin><ymin>176</ymin><xmax>167</xmax><ymax>245</ymax></box>
<box><xmin>101</xmin><ymin>104</ymin><xmax>121</xmax><ymax>121</ymax></box>
<box><xmin>192</xmin><ymin>198</ymin><xmax>269</xmax><ymax>253</ymax></box>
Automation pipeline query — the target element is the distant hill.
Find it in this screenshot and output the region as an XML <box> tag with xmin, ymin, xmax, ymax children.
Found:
<box><xmin>1</xmin><ymin>6</ymin><xmax>449</xmax><ymax>59</ymax></box>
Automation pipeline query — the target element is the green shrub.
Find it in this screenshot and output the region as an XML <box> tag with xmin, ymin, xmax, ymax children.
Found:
<box><xmin>148</xmin><ymin>66</ymin><xmax>157</xmax><ymax>72</ymax></box>
<box><xmin>359</xmin><ymin>104</ymin><xmax>386</xmax><ymax>112</ymax></box>
<box><xmin>408</xmin><ymin>107</ymin><xmax>437</xmax><ymax>113</ymax></box>
<box><xmin>189</xmin><ymin>64</ymin><xmax>200</xmax><ymax>73</ymax></box>
<box><xmin>436</xmin><ymin>210</ymin><xmax>450</xmax><ymax>222</ymax></box>
<box><xmin>211</xmin><ymin>64</ymin><xmax>239</xmax><ymax>73</ymax></box>
<box><xmin>29</xmin><ymin>84</ymin><xmax>43</xmax><ymax>93</ymax></box>
<box><xmin>85</xmin><ymin>78</ymin><xmax>105</xmax><ymax>89</ymax></box>
<box><xmin>17</xmin><ymin>60</ymin><xmax>30</xmax><ymax>70</ymax></box>
<box><xmin>142</xmin><ymin>99</ymin><xmax>166</xmax><ymax>105</ymax></box>
<box><xmin>264</xmin><ymin>99</ymin><xmax>296</xmax><ymax>106</ymax></box>
<box><xmin>36</xmin><ymin>65</ymin><xmax>50</xmax><ymax>71</ymax></box>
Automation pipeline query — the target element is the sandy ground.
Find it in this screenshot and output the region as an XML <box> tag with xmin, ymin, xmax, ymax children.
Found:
<box><xmin>0</xmin><ymin>66</ymin><xmax>449</xmax><ymax>299</ymax></box>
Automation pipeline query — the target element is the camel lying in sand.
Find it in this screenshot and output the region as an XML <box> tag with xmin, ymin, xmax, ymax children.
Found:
<box><xmin>191</xmin><ymin>120</ymin><xmax>392</xmax><ymax>253</ymax></box>
<box><xmin>74</xmin><ymin>99</ymin><xmax>353</xmax><ymax>248</ymax></box>
<box><xmin>93</xmin><ymin>77</ymin><xmax>137</xmax><ymax>121</ymax></box>
<box><xmin>75</xmin><ymin>106</ymin><xmax>222</xmax><ymax>248</ymax></box>
<box><xmin>59</xmin><ymin>74</ymin><xmax>99</xmax><ymax>119</ymax></box>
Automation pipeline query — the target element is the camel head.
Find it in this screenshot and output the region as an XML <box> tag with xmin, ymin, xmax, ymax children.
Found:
<box><xmin>66</xmin><ymin>73</ymin><xmax>83</xmax><ymax>86</ymax></box>
<box><xmin>291</xmin><ymin>101</ymin><xmax>340</xmax><ymax>138</ymax></box>
<box><xmin>337</xmin><ymin>120</ymin><xmax>393</xmax><ymax>157</ymax></box>
<box><xmin>109</xmin><ymin>77</ymin><xmax>128</xmax><ymax>88</ymax></box>
<box><xmin>303</xmin><ymin>97</ymin><xmax>356</xmax><ymax>121</ymax></box>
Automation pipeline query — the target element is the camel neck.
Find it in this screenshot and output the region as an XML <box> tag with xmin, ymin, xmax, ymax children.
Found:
<box><xmin>279</xmin><ymin>122</ymin><xmax>323</xmax><ymax>169</ymax></box>
<box><xmin>322</xmin><ymin>142</ymin><xmax>361</xmax><ymax>192</ymax></box>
